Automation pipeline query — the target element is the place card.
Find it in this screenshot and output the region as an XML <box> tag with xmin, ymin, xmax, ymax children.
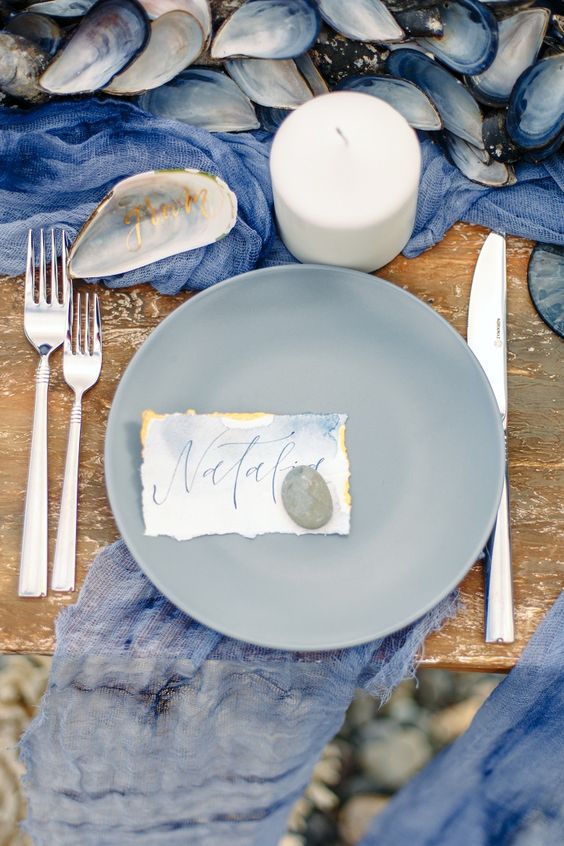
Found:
<box><xmin>141</xmin><ymin>410</ymin><xmax>351</xmax><ymax>540</ymax></box>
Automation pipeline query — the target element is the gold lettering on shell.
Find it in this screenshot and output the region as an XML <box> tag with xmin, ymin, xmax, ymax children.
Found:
<box><xmin>122</xmin><ymin>188</ymin><xmax>211</xmax><ymax>252</ymax></box>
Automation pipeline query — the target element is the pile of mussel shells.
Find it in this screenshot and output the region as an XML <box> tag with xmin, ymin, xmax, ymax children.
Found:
<box><xmin>0</xmin><ymin>0</ymin><xmax>562</xmax><ymax>186</ymax></box>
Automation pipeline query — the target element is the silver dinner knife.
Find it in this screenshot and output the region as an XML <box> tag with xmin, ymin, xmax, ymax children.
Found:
<box><xmin>467</xmin><ymin>232</ymin><xmax>515</xmax><ymax>644</ymax></box>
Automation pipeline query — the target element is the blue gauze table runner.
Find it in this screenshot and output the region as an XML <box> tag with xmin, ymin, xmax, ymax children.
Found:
<box><xmin>1</xmin><ymin>98</ymin><xmax>563</xmax><ymax>292</ymax></box>
<box><xmin>1</xmin><ymin>98</ymin><xmax>561</xmax><ymax>843</ymax></box>
<box><xmin>21</xmin><ymin>541</ymin><xmax>456</xmax><ymax>845</ymax></box>
<box><xmin>360</xmin><ymin>590</ymin><xmax>564</xmax><ymax>846</ymax></box>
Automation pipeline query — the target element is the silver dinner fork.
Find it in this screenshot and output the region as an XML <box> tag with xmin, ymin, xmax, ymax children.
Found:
<box><xmin>19</xmin><ymin>230</ymin><xmax>70</xmax><ymax>597</ymax></box>
<box><xmin>52</xmin><ymin>291</ymin><xmax>102</xmax><ymax>592</ymax></box>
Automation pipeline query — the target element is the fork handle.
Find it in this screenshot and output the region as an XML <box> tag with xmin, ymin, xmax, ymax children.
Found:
<box><xmin>19</xmin><ymin>356</ymin><xmax>50</xmax><ymax>597</ymax></box>
<box><xmin>52</xmin><ymin>400</ymin><xmax>82</xmax><ymax>592</ymax></box>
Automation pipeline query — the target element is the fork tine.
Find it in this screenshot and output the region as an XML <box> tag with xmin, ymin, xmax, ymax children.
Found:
<box><xmin>38</xmin><ymin>229</ymin><xmax>47</xmax><ymax>305</ymax></box>
<box><xmin>50</xmin><ymin>229</ymin><xmax>58</xmax><ymax>305</ymax></box>
<box><xmin>75</xmin><ymin>291</ymin><xmax>81</xmax><ymax>354</ymax></box>
<box><xmin>60</xmin><ymin>230</ymin><xmax>71</xmax><ymax>305</ymax></box>
<box><xmin>25</xmin><ymin>229</ymin><xmax>34</xmax><ymax>305</ymax></box>
<box><xmin>64</xmin><ymin>285</ymin><xmax>73</xmax><ymax>354</ymax></box>
<box><xmin>93</xmin><ymin>294</ymin><xmax>102</xmax><ymax>355</ymax></box>
<box><xmin>84</xmin><ymin>292</ymin><xmax>90</xmax><ymax>354</ymax></box>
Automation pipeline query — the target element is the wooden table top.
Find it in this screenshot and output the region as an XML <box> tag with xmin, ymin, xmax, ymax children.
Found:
<box><xmin>1</xmin><ymin>222</ymin><xmax>562</xmax><ymax>670</ymax></box>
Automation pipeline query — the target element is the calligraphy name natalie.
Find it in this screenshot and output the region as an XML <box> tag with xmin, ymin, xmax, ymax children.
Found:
<box><xmin>152</xmin><ymin>430</ymin><xmax>325</xmax><ymax>511</ymax></box>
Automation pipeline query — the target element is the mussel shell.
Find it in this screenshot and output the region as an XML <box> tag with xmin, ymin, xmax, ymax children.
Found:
<box><xmin>105</xmin><ymin>10</ymin><xmax>204</xmax><ymax>95</ymax></box>
<box><xmin>528</xmin><ymin>243</ymin><xmax>564</xmax><ymax>338</ymax></box>
<box><xmin>211</xmin><ymin>0</ymin><xmax>320</xmax><ymax>60</ymax></box>
<box><xmin>467</xmin><ymin>8</ymin><xmax>550</xmax><ymax>107</ymax></box>
<box><xmin>482</xmin><ymin>110</ymin><xmax>523</xmax><ymax>162</ymax></box>
<box><xmin>26</xmin><ymin>0</ymin><xmax>97</xmax><ymax>16</ymax></box>
<box><xmin>387</xmin><ymin>48</ymin><xmax>485</xmax><ymax>147</ymax></box>
<box><xmin>140</xmin><ymin>0</ymin><xmax>211</xmax><ymax>42</ymax></box>
<box><xmin>137</xmin><ymin>67</ymin><xmax>260</xmax><ymax>131</ymax></box>
<box><xmin>68</xmin><ymin>169</ymin><xmax>238</xmax><ymax>278</ymax></box>
<box><xmin>394</xmin><ymin>6</ymin><xmax>443</xmax><ymax>38</ymax></box>
<box><xmin>316</xmin><ymin>0</ymin><xmax>405</xmax><ymax>42</ymax></box>
<box><xmin>336</xmin><ymin>74</ymin><xmax>443</xmax><ymax>130</ymax></box>
<box><xmin>0</xmin><ymin>31</ymin><xmax>50</xmax><ymax>103</ymax></box>
<box><xmin>224</xmin><ymin>57</ymin><xmax>313</xmax><ymax>108</ymax></box>
<box><xmin>418</xmin><ymin>0</ymin><xmax>498</xmax><ymax>76</ymax></box>
<box><xmin>384</xmin><ymin>0</ymin><xmax>440</xmax><ymax>10</ymax></box>
<box><xmin>255</xmin><ymin>104</ymin><xmax>291</xmax><ymax>132</ymax></box>
<box><xmin>507</xmin><ymin>54</ymin><xmax>564</xmax><ymax>149</ymax></box>
<box><xmin>444</xmin><ymin>132</ymin><xmax>516</xmax><ymax>186</ymax></box>
<box><xmin>310</xmin><ymin>31</ymin><xmax>388</xmax><ymax>86</ymax></box>
<box><xmin>294</xmin><ymin>52</ymin><xmax>329</xmax><ymax>95</ymax></box>
<box><xmin>40</xmin><ymin>0</ymin><xmax>150</xmax><ymax>94</ymax></box>
<box><xmin>5</xmin><ymin>13</ymin><xmax>63</xmax><ymax>56</ymax></box>
<box><xmin>548</xmin><ymin>13</ymin><xmax>564</xmax><ymax>47</ymax></box>
<box><xmin>478</xmin><ymin>0</ymin><xmax>525</xmax><ymax>5</ymax></box>
<box><xmin>523</xmin><ymin>133</ymin><xmax>564</xmax><ymax>162</ymax></box>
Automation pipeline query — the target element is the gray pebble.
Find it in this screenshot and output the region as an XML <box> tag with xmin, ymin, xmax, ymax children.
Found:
<box><xmin>338</xmin><ymin>795</ymin><xmax>389</xmax><ymax>845</ymax></box>
<box><xmin>358</xmin><ymin>726</ymin><xmax>432</xmax><ymax>790</ymax></box>
<box><xmin>386</xmin><ymin>697</ymin><xmax>424</xmax><ymax>727</ymax></box>
<box><xmin>281</xmin><ymin>466</ymin><xmax>333</xmax><ymax>530</ymax></box>
<box><xmin>346</xmin><ymin>692</ymin><xmax>378</xmax><ymax>730</ymax></box>
<box><xmin>356</xmin><ymin>718</ymin><xmax>397</xmax><ymax>746</ymax></box>
<box><xmin>415</xmin><ymin>669</ymin><xmax>455</xmax><ymax>709</ymax></box>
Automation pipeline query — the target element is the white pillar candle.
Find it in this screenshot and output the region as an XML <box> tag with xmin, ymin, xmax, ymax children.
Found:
<box><xmin>270</xmin><ymin>92</ymin><xmax>421</xmax><ymax>272</ymax></box>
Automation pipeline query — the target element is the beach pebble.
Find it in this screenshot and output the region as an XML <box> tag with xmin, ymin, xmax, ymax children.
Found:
<box><xmin>346</xmin><ymin>691</ymin><xmax>378</xmax><ymax>729</ymax></box>
<box><xmin>304</xmin><ymin>810</ymin><xmax>338</xmax><ymax>845</ymax></box>
<box><xmin>386</xmin><ymin>695</ymin><xmax>424</xmax><ymax>726</ymax></box>
<box><xmin>428</xmin><ymin>697</ymin><xmax>483</xmax><ymax>747</ymax></box>
<box><xmin>281</xmin><ymin>465</ymin><xmax>333</xmax><ymax>529</ymax></box>
<box><xmin>415</xmin><ymin>669</ymin><xmax>455</xmax><ymax>709</ymax></box>
<box><xmin>358</xmin><ymin>726</ymin><xmax>432</xmax><ymax>790</ymax></box>
<box><xmin>338</xmin><ymin>795</ymin><xmax>389</xmax><ymax>845</ymax></box>
<box><xmin>278</xmin><ymin>835</ymin><xmax>305</xmax><ymax>846</ymax></box>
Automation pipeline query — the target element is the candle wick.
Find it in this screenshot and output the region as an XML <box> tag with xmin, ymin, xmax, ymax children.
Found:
<box><xmin>336</xmin><ymin>127</ymin><xmax>349</xmax><ymax>146</ymax></box>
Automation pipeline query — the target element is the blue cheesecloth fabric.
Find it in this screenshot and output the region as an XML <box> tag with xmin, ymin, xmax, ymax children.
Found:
<box><xmin>359</xmin><ymin>590</ymin><xmax>564</xmax><ymax>846</ymax></box>
<box><xmin>0</xmin><ymin>98</ymin><xmax>563</xmax><ymax>291</ymax></box>
<box><xmin>20</xmin><ymin>541</ymin><xmax>457</xmax><ymax>845</ymax></box>
<box><xmin>2</xmin><ymin>98</ymin><xmax>560</xmax><ymax>842</ymax></box>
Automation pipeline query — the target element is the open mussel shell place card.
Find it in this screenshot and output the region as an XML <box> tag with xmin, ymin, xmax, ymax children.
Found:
<box><xmin>105</xmin><ymin>265</ymin><xmax>505</xmax><ymax>651</ymax></box>
<box><xmin>67</xmin><ymin>169</ymin><xmax>237</xmax><ymax>278</ymax></box>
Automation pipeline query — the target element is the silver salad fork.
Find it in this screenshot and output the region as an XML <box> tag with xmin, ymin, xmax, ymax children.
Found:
<box><xmin>20</xmin><ymin>230</ymin><xmax>70</xmax><ymax>597</ymax></box>
<box><xmin>52</xmin><ymin>291</ymin><xmax>102</xmax><ymax>592</ymax></box>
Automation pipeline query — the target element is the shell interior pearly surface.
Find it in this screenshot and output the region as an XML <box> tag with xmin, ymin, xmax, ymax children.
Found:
<box><xmin>68</xmin><ymin>169</ymin><xmax>238</xmax><ymax>278</ymax></box>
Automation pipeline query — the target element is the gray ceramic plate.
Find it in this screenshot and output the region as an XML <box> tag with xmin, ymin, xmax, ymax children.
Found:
<box><xmin>105</xmin><ymin>264</ymin><xmax>504</xmax><ymax>651</ymax></box>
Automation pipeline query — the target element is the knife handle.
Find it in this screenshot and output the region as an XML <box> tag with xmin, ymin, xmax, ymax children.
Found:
<box><xmin>484</xmin><ymin>472</ymin><xmax>515</xmax><ymax>643</ymax></box>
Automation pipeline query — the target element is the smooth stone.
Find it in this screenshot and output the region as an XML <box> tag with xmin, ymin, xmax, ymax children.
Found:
<box><xmin>339</xmin><ymin>775</ymin><xmax>382</xmax><ymax>801</ymax></box>
<box><xmin>304</xmin><ymin>811</ymin><xmax>339</xmax><ymax>846</ymax></box>
<box><xmin>281</xmin><ymin>465</ymin><xmax>333</xmax><ymax>529</ymax></box>
<box><xmin>386</xmin><ymin>696</ymin><xmax>424</xmax><ymax>726</ymax></box>
<box><xmin>451</xmin><ymin>670</ymin><xmax>499</xmax><ymax>702</ymax></box>
<box><xmin>346</xmin><ymin>691</ymin><xmax>379</xmax><ymax>729</ymax></box>
<box><xmin>428</xmin><ymin>696</ymin><xmax>484</xmax><ymax>747</ymax></box>
<box><xmin>338</xmin><ymin>795</ymin><xmax>389</xmax><ymax>845</ymax></box>
<box><xmin>356</xmin><ymin>717</ymin><xmax>398</xmax><ymax>745</ymax></box>
<box><xmin>278</xmin><ymin>836</ymin><xmax>305</xmax><ymax>846</ymax></box>
<box><xmin>414</xmin><ymin>668</ymin><xmax>455</xmax><ymax>709</ymax></box>
<box><xmin>358</xmin><ymin>726</ymin><xmax>432</xmax><ymax>790</ymax></box>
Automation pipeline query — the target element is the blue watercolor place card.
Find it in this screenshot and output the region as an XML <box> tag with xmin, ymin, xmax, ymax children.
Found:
<box><xmin>141</xmin><ymin>411</ymin><xmax>351</xmax><ymax>540</ymax></box>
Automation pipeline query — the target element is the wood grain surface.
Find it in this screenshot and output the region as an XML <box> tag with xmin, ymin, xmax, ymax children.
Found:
<box><xmin>1</xmin><ymin>223</ymin><xmax>562</xmax><ymax>669</ymax></box>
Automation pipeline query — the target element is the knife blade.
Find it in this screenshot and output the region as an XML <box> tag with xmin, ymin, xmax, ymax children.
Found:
<box><xmin>467</xmin><ymin>232</ymin><xmax>515</xmax><ymax>644</ymax></box>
